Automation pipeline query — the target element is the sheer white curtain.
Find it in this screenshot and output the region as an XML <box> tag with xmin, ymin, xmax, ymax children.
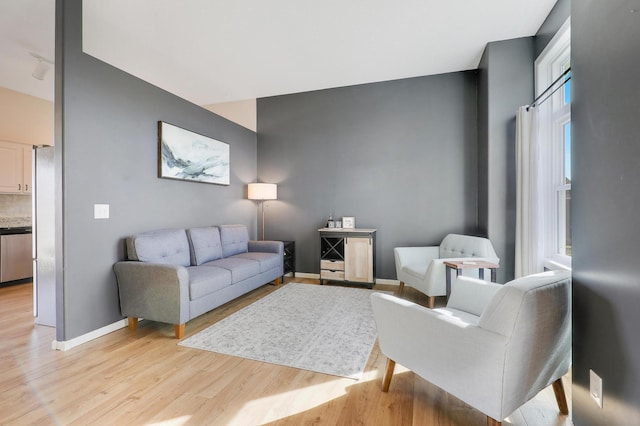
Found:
<box><xmin>515</xmin><ymin>105</ymin><xmax>545</xmax><ymax>278</ymax></box>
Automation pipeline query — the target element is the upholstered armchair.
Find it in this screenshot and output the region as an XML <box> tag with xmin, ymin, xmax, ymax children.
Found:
<box><xmin>371</xmin><ymin>270</ymin><xmax>571</xmax><ymax>426</ymax></box>
<box><xmin>394</xmin><ymin>234</ymin><xmax>499</xmax><ymax>307</ymax></box>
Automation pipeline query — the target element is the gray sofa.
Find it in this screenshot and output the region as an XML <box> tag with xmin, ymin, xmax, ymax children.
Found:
<box><xmin>113</xmin><ymin>224</ymin><xmax>283</xmax><ymax>338</ymax></box>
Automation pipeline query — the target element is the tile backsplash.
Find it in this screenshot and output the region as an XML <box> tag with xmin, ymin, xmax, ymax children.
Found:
<box><xmin>0</xmin><ymin>194</ymin><xmax>32</xmax><ymax>218</ymax></box>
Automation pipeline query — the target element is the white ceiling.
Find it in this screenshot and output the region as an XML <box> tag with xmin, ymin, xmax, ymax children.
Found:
<box><xmin>0</xmin><ymin>0</ymin><xmax>55</xmax><ymax>101</ymax></box>
<box><xmin>1</xmin><ymin>0</ymin><xmax>558</xmax><ymax>105</ymax></box>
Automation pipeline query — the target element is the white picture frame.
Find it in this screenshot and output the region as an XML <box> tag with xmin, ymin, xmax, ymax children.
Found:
<box><xmin>342</xmin><ymin>216</ymin><xmax>355</xmax><ymax>229</ymax></box>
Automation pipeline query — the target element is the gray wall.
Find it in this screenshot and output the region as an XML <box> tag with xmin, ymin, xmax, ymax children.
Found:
<box><xmin>572</xmin><ymin>1</ymin><xmax>640</xmax><ymax>424</ymax></box>
<box><xmin>477</xmin><ymin>37</ymin><xmax>535</xmax><ymax>282</ymax></box>
<box><xmin>56</xmin><ymin>0</ymin><xmax>258</xmax><ymax>341</ymax></box>
<box><xmin>535</xmin><ymin>0</ymin><xmax>571</xmax><ymax>58</ymax></box>
<box><xmin>257</xmin><ymin>72</ymin><xmax>479</xmax><ymax>279</ymax></box>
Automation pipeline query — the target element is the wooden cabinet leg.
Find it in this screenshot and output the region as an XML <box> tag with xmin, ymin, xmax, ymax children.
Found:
<box><xmin>427</xmin><ymin>296</ymin><xmax>435</xmax><ymax>309</ymax></box>
<box><xmin>175</xmin><ymin>323</ymin><xmax>185</xmax><ymax>339</ymax></box>
<box><xmin>397</xmin><ymin>281</ymin><xmax>405</xmax><ymax>296</ymax></box>
<box><xmin>552</xmin><ymin>377</ymin><xmax>569</xmax><ymax>415</ymax></box>
<box><xmin>382</xmin><ymin>358</ymin><xmax>396</xmax><ymax>392</ymax></box>
<box><xmin>128</xmin><ymin>317</ymin><xmax>138</xmax><ymax>331</ymax></box>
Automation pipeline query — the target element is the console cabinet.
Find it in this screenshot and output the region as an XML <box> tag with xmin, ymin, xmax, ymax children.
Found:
<box><xmin>318</xmin><ymin>228</ymin><xmax>376</xmax><ymax>288</ymax></box>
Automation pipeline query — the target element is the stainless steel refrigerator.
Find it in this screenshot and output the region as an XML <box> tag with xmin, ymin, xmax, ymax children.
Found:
<box><xmin>33</xmin><ymin>146</ymin><xmax>56</xmax><ymax>327</ymax></box>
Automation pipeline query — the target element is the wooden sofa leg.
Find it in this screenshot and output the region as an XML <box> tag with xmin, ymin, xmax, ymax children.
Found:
<box><xmin>487</xmin><ymin>417</ymin><xmax>501</xmax><ymax>426</ymax></box>
<box><xmin>274</xmin><ymin>277</ymin><xmax>281</xmax><ymax>286</ymax></box>
<box><xmin>552</xmin><ymin>377</ymin><xmax>569</xmax><ymax>415</ymax></box>
<box><xmin>382</xmin><ymin>358</ymin><xmax>396</xmax><ymax>392</ymax></box>
<box><xmin>175</xmin><ymin>323</ymin><xmax>185</xmax><ymax>339</ymax></box>
<box><xmin>397</xmin><ymin>281</ymin><xmax>405</xmax><ymax>296</ymax></box>
<box><xmin>427</xmin><ymin>296</ymin><xmax>435</xmax><ymax>309</ymax></box>
<box><xmin>128</xmin><ymin>317</ymin><xmax>138</xmax><ymax>331</ymax></box>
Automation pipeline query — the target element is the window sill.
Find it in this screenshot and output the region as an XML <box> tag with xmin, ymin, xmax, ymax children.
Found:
<box><xmin>544</xmin><ymin>254</ymin><xmax>572</xmax><ymax>272</ymax></box>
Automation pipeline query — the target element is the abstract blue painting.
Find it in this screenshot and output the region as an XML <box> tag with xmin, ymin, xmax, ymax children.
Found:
<box><xmin>158</xmin><ymin>121</ymin><xmax>230</xmax><ymax>185</ymax></box>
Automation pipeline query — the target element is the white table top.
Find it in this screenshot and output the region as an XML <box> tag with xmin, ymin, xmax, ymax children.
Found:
<box><xmin>318</xmin><ymin>228</ymin><xmax>377</xmax><ymax>233</ymax></box>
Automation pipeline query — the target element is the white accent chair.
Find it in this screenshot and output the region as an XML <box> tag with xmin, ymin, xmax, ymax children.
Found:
<box><xmin>394</xmin><ymin>234</ymin><xmax>499</xmax><ymax>308</ymax></box>
<box><xmin>371</xmin><ymin>270</ymin><xmax>571</xmax><ymax>426</ymax></box>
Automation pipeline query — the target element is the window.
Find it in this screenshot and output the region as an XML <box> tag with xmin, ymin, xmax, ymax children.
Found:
<box><xmin>535</xmin><ymin>19</ymin><xmax>571</xmax><ymax>268</ymax></box>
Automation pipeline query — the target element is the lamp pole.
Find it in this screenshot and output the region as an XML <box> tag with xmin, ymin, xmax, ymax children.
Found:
<box><xmin>260</xmin><ymin>199</ymin><xmax>266</xmax><ymax>240</ymax></box>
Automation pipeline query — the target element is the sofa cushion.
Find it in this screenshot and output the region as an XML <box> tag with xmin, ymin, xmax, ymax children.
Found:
<box><xmin>204</xmin><ymin>257</ymin><xmax>260</xmax><ymax>283</ymax></box>
<box><xmin>219</xmin><ymin>224</ymin><xmax>249</xmax><ymax>257</ymax></box>
<box><xmin>233</xmin><ymin>252</ymin><xmax>281</xmax><ymax>273</ymax></box>
<box><xmin>126</xmin><ymin>229</ymin><xmax>191</xmax><ymax>267</ymax></box>
<box><xmin>187</xmin><ymin>227</ymin><xmax>223</xmax><ymax>266</ymax></box>
<box><xmin>187</xmin><ymin>266</ymin><xmax>232</xmax><ymax>300</ymax></box>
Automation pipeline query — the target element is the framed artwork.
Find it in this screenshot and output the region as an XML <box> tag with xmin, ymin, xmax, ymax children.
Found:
<box><xmin>158</xmin><ymin>121</ymin><xmax>230</xmax><ymax>185</ymax></box>
<box><xmin>342</xmin><ymin>216</ymin><xmax>356</xmax><ymax>229</ymax></box>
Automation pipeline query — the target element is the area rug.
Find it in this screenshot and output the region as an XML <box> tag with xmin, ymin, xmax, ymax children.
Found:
<box><xmin>179</xmin><ymin>283</ymin><xmax>381</xmax><ymax>379</ymax></box>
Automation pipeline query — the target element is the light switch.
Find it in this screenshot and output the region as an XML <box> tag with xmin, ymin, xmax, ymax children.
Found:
<box><xmin>94</xmin><ymin>204</ymin><xmax>110</xmax><ymax>219</ymax></box>
<box><xmin>590</xmin><ymin>369</ymin><xmax>603</xmax><ymax>408</ymax></box>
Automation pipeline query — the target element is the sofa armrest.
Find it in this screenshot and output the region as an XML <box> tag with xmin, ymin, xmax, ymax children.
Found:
<box><xmin>248</xmin><ymin>240</ymin><xmax>284</xmax><ymax>256</ymax></box>
<box><xmin>113</xmin><ymin>261</ymin><xmax>190</xmax><ymax>326</ymax></box>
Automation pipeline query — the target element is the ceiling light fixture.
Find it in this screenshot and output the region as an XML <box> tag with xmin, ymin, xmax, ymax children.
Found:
<box><xmin>30</xmin><ymin>52</ymin><xmax>54</xmax><ymax>80</ymax></box>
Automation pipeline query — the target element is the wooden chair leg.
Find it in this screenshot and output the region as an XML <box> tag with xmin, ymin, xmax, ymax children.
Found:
<box><xmin>128</xmin><ymin>317</ymin><xmax>138</xmax><ymax>331</ymax></box>
<box><xmin>382</xmin><ymin>358</ymin><xmax>396</xmax><ymax>392</ymax></box>
<box><xmin>487</xmin><ymin>417</ymin><xmax>501</xmax><ymax>426</ymax></box>
<box><xmin>427</xmin><ymin>296</ymin><xmax>435</xmax><ymax>309</ymax></box>
<box><xmin>174</xmin><ymin>323</ymin><xmax>185</xmax><ymax>339</ymax></box>
<box><xmin>397</xmin><ymin>281</ymin><xmax>405</xmax><ymax>296</ymax></box>
<box><xmin>552</xmin><ymin>377</ymin><xmax>569</xmax><ymax>415</ymax></box>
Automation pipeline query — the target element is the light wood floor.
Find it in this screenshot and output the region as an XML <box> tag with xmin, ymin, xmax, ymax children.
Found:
<box><xmin>0</xmin><ymin>278</ymin><xmax>572</xmax><ymax>425</ymax></box>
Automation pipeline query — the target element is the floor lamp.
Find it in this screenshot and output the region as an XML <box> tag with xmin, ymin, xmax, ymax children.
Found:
<box><xmin>248</xmin><ymin>183</ymin><xmax>277</xmax><ymax>240</ymax></box>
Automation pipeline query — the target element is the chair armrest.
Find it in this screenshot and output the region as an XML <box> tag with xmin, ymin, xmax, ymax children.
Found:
<box><xmin>394</xmin><ymin>246</ymin><xmax>440</xmax><ymax>267</ymax></box>
<box><xmin>446</xmin><ymin>276</ymin><xmax>503</xmax><ymax>316</ymax></box>
<box><xmin>371</xmin><ymin>293</ymin><xmax>508</xmax><ymax>411</ymax></box>
<box><xmin>248</xmin><ymin>240</ymin><xmax>284</xmax><ymax>256</ymax></box>
<box><xmin>113</xmin><ymin>261</ymin><xmax>190</xmax><ymax>325</ymax></box>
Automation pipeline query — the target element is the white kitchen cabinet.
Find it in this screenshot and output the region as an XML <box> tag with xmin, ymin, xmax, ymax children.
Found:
<box><xmin>22</xmin><ymin>145</ymin><xmax>32</xmax><ymax>193</ymax></box>
<box><xmin>0</xmin><ymin>140</ymin><xmax>32</xmax><ymax>194</ymax></box>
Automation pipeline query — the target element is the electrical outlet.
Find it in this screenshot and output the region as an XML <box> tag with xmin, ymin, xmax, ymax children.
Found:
<box><xmin>94</xmin><ymin>204</ymin><xmax>110</xmax><ymax>219</ymax></box>
<box><xmin>590</xmin><ymin>369</ymin><xmax>603</xmax><ymax>408</ymax></box>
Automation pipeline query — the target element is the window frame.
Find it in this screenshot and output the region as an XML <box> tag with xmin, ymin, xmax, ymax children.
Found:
<box><xmin>535</xmin><ymin>18</ymin><xmax>572</xmax><ymax>270</ymax></box>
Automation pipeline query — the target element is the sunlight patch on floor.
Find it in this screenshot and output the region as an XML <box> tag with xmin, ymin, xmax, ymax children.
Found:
<box><xmin>147</xmin><ymin>415</ymin><xmax>191</xmax><ymax>426</ymax></box>
<box><xmin>228</xmin><ymin>378</ymin><xmax>350</xmax><ymax>424</ymax></box>
<box><xmin>227</xmin><ymin>368</ymin><xmax>383</xmax><ymax>425</ymax></box>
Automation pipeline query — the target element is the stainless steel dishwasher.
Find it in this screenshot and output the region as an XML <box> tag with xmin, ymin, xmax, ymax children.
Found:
<box><xmin>0</xmin><ymin>228</ymin><xmax>33</xmax><ymax>283</ymax></box>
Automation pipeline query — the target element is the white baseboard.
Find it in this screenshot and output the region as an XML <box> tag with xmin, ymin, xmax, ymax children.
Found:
<box><xmin>374</xmin><ymin>278</ymin><xmax>401</xmax><ymax>286</ymax></box>
<box><xmin>292</xmin><ymin>272</ymin><xmax>320</xmax><ymax>279</ymax></box>
<box><xmin>52</xmin><ymin>318</ymin><xmax>129</xmax><ymax>351</ymax></box>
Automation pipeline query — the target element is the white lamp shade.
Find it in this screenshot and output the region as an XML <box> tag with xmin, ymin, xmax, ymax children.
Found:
<box><xmin>248</xmin><ymin>183</ymin><xmax>277</xmax><ymax>200</ymax></box>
